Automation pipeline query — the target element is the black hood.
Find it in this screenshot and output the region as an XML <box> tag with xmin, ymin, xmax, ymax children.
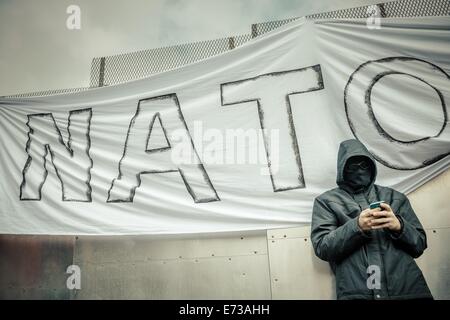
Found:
<box><xmin>336</xmin><ymin>139</ymin><xmax>377</xmax><ymax>194</ymax></box>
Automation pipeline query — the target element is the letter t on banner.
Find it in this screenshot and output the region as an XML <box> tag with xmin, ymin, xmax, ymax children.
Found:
<box><xmin>221</xmin><ymin>65</ymin><xmax>324</xmax><ymax>192</ymax></box>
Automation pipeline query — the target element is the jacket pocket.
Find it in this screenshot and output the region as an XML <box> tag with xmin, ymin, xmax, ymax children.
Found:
<box><xmin>385</xmin><ymin>250</ymin><xmax>429</xmax><ymax>296</ymax></box>
<box><xmin>335</xmin><ymin>248</ymin><xmax>371</xmax><ymax>297</ymax></box>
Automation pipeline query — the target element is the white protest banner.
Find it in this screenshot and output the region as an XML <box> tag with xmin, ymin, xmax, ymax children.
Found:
<box><xmin>0</xmin><ymin>17</ymin><xmax>449</xmax><ymax>234</ymax></box>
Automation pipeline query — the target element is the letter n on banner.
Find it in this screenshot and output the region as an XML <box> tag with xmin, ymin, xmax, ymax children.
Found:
<box><xmin>20</xmin><ymin>108</ymin><xmax>93</xmax><ymax>201</ymax></box>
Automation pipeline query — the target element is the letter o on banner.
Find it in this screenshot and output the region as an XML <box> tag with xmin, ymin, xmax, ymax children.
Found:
<box><xmin>345</xmin><ymin>57</ymin><xmax>450</xmax><ymax>170</ymax></box>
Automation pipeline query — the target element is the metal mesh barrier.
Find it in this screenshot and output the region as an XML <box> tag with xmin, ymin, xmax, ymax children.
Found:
<box><xmin>2</xmin><ymin>87</ymin><xmax>92</xmax><ymax>99</ymax></box>
<box><xmin>3</xmin><ymin>0</ymin><xmax>449</xmax><ymax>98</ymax></box>
<box><xmin>307</xmin><ymin>0</ymin><xmax>449</xmax><ymax>19</ymax></box>
<box><xmin>88</xmin><ymin>34</ymin><xmax>252</xmax><ymax>87</ymax></box>
<box><xmin>88</xmin><ymin>0</ymin><xmax>450</xmax><ymax>87</ymax></box>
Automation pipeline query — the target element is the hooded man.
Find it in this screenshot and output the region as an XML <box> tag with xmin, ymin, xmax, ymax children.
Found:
<box><xmin>311</xmin><ymin>139</ymin><xmax>433</xmax><ymax>300</ymax></box>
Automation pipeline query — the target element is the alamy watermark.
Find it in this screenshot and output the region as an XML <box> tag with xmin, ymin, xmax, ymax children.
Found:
<box><xmin>66</xmin><ymin>5</ymin><xmax>81</xmax><ymax>30</ymax></box>
<box><xmin>170</xmin><ymin>121</ymin><xmax>280</xmax><ymax>176</ymax></box>
<box><xmin>366</xmin><ymin>5</ymin><xmax>382</xmax><ymax>30</ymax></box>
<box><xmin>66</xmin><ymin>264</ymin><xmax>81</xmax><ymax>290</ymax></box>
<box><xmin>367</xmin><ymin>264</ymin><xmax>381</xmax><ymax>290</ymax></box>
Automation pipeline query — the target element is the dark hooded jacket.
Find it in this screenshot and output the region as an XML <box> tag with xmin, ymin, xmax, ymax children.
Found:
<box><xmin>311</xmin><ymin>139</ymin><xmax>433</xmax><ymax>300</ymax></box>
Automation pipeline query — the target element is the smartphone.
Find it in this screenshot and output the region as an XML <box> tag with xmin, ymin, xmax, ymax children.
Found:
<box><xmin>369</xmin><ymin>201</ymin><xmax>385</xmax><ymax>210</ymax></box>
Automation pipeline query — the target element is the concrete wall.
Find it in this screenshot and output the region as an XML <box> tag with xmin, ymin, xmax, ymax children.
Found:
<box><xmin>1</xmin><ymin>168</ymin><xmax>449</xmax><ymax>300</ymax></box>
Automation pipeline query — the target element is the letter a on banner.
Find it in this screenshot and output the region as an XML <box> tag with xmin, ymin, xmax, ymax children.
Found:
<box><xmin>108</xmin><ymin>94</ymin><xmax>219</xmax><ymax>203</ymax></box>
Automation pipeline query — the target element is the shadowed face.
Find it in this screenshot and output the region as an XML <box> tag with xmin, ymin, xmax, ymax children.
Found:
<box><xmin>344</xmin><ymin>156</ymin><xmax>373</xmax><ymax>189</ymax></box>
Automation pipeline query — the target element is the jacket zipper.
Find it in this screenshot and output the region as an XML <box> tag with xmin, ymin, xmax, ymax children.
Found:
<box><xmin>362</xmin><ymin>243</ymin><xmax>369</xmax><ymax>266</ymax></box>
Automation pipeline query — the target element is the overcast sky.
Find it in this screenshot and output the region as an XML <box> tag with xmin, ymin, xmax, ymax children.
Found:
<box><xmin>0</xmin><ymin>0</ymin><xmax>382</xmax><ymax>96</ymax></box>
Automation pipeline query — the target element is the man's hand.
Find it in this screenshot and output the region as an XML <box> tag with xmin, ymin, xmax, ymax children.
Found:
<box><xmin>358</xmin><ymin>208</ymin><xmax>375</xmax><ymax>232</ymax></box>
<box><xmin>370</xmin><ymin>202</ymin><xmax>402</xmax><ymax>232</ymax></box>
